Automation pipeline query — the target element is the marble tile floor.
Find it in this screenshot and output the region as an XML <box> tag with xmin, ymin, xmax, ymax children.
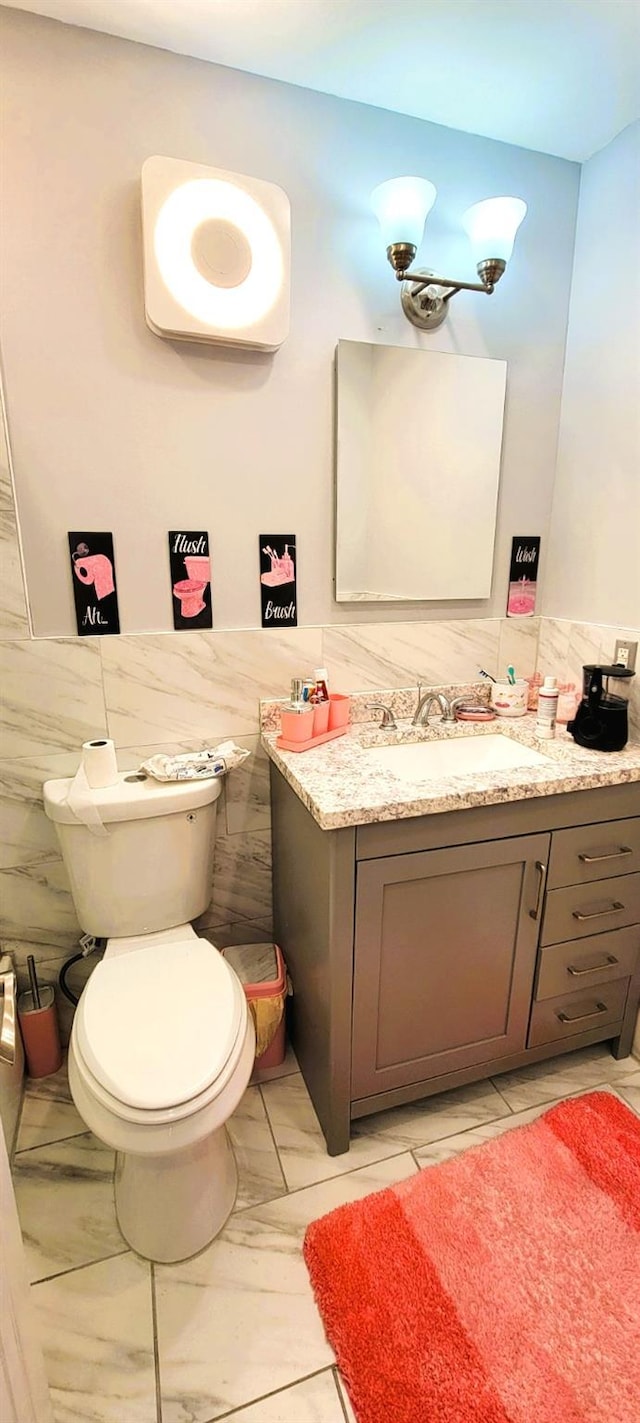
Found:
<box><xmin>11</xmin><ymin>1042</ymin><xmax>639</xmax><ymax>1423</ymax></box>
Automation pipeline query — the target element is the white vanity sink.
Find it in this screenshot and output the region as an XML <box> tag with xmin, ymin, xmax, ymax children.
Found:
<box><xmin>367</xmin><ymin>733</ymin><xmax>549</xmax><ymax>782</ymax></box>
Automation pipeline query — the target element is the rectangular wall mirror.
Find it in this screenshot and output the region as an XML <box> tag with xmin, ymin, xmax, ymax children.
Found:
<box><xmin>335</xmin><ymin>340</ymin><xmax>507</xmax><ymax>602</ymax></box>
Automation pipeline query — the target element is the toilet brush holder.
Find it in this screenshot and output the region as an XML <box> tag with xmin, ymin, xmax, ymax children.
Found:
<box><xmin>18</xmin><ymin>985</ymin><xmax>63</xmax><ymax>1078</ymax></box>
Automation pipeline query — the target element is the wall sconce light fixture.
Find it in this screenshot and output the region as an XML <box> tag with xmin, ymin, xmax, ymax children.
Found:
<box><xmin>372</xmin><ymin>177</ymin><xmax>526</xmax><ymax>330</ymax></box>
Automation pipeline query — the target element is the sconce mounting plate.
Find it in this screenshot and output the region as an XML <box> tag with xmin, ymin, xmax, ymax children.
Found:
<box><xmin>400</xmin><ymin>270</ymin><xmax>449</xmax><ymax>331</ymax></box>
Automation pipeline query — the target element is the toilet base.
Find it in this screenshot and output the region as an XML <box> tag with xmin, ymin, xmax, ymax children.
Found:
<box><xmin>115</xmin><ymin>1124</ymin><xmax>238</xmax><ymax>1262</ymax></box>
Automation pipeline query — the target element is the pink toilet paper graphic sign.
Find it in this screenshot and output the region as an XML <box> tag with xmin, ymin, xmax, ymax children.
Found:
<box><xmin>68</xmin><ymin>533</ymin><xmax>120</xmax><ymax>635</ymax></box>
<box><xmin>168</xmin><ymin>531</ymin><xmax>212</xmax><ymax>630</ymax></box>
<box><xmin>259</xmin><ymin>535</ymin><xmax>297</xmax><ymax>627</ymax></box>
<box><xmin>506</xmin><ymin>535</ymin><xmax>540</xmax><ymax>618</ymax></box>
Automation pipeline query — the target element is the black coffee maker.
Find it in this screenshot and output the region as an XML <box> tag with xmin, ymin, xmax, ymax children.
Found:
<box><xmin>567</xmin><ymin>664</ymin><xmax>635</xmax><ymax>752</ymax></box>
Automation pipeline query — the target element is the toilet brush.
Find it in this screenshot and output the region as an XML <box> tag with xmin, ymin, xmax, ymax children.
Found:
<box><xmin>27</xmin><ymin>954</ymin><xmax>41</xmax><ymax>1010</ymax></box>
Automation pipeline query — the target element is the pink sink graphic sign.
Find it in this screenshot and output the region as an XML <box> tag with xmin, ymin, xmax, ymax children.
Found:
<box><xmin>507</xmin><ymin>536</ymin><xmax>540</xmax><ymax>618</ymax></box>
<box><xmin>168</xmin><ymin>531</ymin><xmax>212</xmax><ymax>629</ymax></box>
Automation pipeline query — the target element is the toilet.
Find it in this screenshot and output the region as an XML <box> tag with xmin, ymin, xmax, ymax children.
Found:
<box><xmin>43</xmin><ymin>771</ymin><xmax>255</xmax><ymax>1263</ymax></box>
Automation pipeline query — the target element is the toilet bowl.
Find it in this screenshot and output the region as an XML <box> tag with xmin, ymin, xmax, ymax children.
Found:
<box><xmin>43</xmin><ymin>771</ymin><xmax>255</xmax><ymax>1264</ymax></box>
<box><xmin>68</xmin><ymin>926</ymin><xmax>255</xmax><ymax>1262</ymax></box>
<box><xmin>172</xmin><ymin>577</ymin><xmax>207</xmax><ymax>617</ymax></box>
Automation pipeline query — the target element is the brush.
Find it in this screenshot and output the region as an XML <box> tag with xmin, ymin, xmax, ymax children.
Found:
<box><xmin>478</xmin><ymin>668</ymin><xmax>496</xmax><ymax>683</ymax></box>
<box><xmin>27</xmin><ymin>953</ymin><xmax>41</xmax><ymax>1010</ymax></box>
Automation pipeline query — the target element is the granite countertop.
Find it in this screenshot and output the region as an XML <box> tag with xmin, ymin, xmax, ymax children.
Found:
<box><xmin>261</xmin><ymin>693</ymin><xmax>640</xmax><ymax>831</ymax></box>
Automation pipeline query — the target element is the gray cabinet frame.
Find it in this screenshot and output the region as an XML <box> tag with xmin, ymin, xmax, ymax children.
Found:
<box><xmin>271</xmin><ymin>769</ymin><xmax>640</xmax><ymax>1155</ymax></box>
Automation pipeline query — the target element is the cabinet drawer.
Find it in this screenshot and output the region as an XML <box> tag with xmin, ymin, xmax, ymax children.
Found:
<box><xmin>541</xmin><ymin>872</ymin><xmax>640</xmax><ymax>945</ymax></box>
<box><xmin>528</xmin><ymin>978</ymin><xmax>628</xmax><ymax>1048</ymax></box>
<box><xmin>534</xmin><ymin>925</ymin><xmax>640</xmax><ymax>1001</ymax></box>
<box><xmin>548</xmin><ymin>817</ymin><xmax>640</xmax><ymax>889</ymax></box>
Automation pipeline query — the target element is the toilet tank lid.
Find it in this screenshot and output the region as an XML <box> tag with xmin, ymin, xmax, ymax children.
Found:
<box><xmin>43</xmin><ymin>771</ymin><xmax>222</xmax><ymax>825</ymax></box>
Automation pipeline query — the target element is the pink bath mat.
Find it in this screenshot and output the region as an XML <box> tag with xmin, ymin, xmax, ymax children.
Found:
<box><xmin>304</xmin><ymin>1091</ymin><xmax>640</xmax><ymax>1423</ymax></box>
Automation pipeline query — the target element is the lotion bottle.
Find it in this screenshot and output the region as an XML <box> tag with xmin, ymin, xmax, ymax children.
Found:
<box><xmin>535</xmin><ymin>676</ymin><xmax>558</xmax><ymax>739</ymax></box>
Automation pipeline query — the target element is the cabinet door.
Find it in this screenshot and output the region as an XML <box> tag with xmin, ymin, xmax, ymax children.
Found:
<box><xmin>352</xmin><ymin>833</ymin><xmax>550</xmax><ymax>1099</ymax></box>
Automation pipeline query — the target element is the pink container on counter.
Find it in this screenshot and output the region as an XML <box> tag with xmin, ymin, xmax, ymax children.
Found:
<box><xmin>328</xmin><ymin>694</ymin><xmax>351</xmax><ymax>730</ymax></box>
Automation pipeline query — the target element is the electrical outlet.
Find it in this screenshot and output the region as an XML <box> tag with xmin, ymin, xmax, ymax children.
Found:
<box><xmin>613</xmin><ymin>639</ymin><xmax>637</xmax><ymax>672</ymax></box>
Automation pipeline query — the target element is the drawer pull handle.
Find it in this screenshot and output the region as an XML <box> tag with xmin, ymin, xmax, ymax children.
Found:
<box><xmin>578</xmin><ymin>846</ymin><xmax>632</xmax><ymax>864</ymax></box>
<box><xmin>557</xmin><ymin>1002</ymin><xmax>608</xmax><ymax>1025</ymax></box>
<box><xmin>567</xmin><ymin>954</ymin><xmax>618</xmax><ymax>976</ymax></box>
<box><xmin>529</xmin><ymin>861</ymin><xmax>547</xmax><ymax>921</ymax></box>
<box><xmin>572</xmin><ymin>902</ymin><xmax>624</xmax><ymax>922</ymax></box>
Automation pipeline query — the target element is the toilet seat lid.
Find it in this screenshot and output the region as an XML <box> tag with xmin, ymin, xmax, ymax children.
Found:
<box><xmin>76</xmin><ymin>939</ymin><xmax>244</xmax><ymax>1110</ymax></box>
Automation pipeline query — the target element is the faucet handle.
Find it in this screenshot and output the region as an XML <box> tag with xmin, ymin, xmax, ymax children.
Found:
<box><xmin>366</xmin><ymin>702</ymin><xmax>398</xmax><ymax>731</ymax></box>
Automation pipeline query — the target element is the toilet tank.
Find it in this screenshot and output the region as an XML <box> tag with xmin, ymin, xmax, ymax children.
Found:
<box><xmin>43</xmin><ymin>772</ymin><xmax>222</xmax><ymax>938</ymax></box>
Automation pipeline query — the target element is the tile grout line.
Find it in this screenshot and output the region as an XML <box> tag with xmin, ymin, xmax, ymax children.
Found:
<box><xmin>14</xmin><ymin>1127</ymin><xmax>88</xmax><ymax>1157</ymax></box>
<box><xmin>198</xmin><ymin>1365</ymin><xmax>338</xmax><ymax>1422</ymax></box>
<box><xmin>150</xmin><ymin>1262</ymin><xmax>163</xmax><ymax>1423</ymax></box>
<box><xmin>257</xmin><ymin>1082</ymin><xmax>289</xmax><ymax>1195</ymax></box>
<box><xmin>488</xmin><ymin>1077</ymin><xmax>516</xmax><ymax>1111</ymax></box>
<box><xmin>229</xmin><ymin>1142</ymin><xmax>424</xmax><ymax>1218</ymax></box>
<box><xmin>332</xmin><ymin>1365</ymin><xmax>351</xmax><ymax>1422</ymax></box>
<box><xmin>31</xmin><ymin>1245</ymin><xmax>131</xmax><ymax>1288</ymax></box>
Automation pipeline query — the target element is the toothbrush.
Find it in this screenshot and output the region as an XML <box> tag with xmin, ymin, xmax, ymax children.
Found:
<box><xmin>507</xmin><ymin>665</ymin><xmax>516</xmax><ymax>684</ymax></box>
<box><xmin>478</xmin><ymin>668</ymin><xmax>496</xmax><ymax>683</ymax></box>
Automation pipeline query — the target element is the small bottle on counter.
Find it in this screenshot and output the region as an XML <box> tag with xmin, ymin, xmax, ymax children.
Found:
<box><xmin>535</xmin><ymin>676</ymin><xmax>559</xmax><ymax>739</ymax></box>
<box><xmin>311</xmin><ymin>668</ymin><xmax>329</xmax><ymax>704</ymax></box>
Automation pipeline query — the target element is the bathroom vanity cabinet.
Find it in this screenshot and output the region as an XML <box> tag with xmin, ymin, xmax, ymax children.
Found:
<box><xmin>270</xmin><ymin>768</ymin><xmax>640</xmax><ymax>1154</ymax></box>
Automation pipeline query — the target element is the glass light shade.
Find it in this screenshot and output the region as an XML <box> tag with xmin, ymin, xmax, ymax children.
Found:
<box><xmin>462</xmin><ymin>197</ymin><xmax>527</xmax><ymax>265</ymax></box>
<box><xmin>371</xmin><ymin>176</ymin><xmax>437</xmax><ymax>251</ymax></box>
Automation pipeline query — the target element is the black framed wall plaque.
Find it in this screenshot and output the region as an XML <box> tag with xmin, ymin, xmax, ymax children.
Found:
<box><xmin>68</xmin><ymin>532</ymin><xmax>120</xmax><ymax>635</ymax></box>
<box><xmin>168</xmin><ymin>531</ymin><xmax>212</xmax><ymax>629</ymax></box>
<box><xmin>259</xmin><ymin>535</ymin><xmax>297</xmax><ymax>627</ymax></box>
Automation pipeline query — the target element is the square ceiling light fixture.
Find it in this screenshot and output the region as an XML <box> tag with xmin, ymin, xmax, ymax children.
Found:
<box><xmin>141</xmin><ymin>156</ymin><xmax>290</xmax><ymax>350</ymax></box>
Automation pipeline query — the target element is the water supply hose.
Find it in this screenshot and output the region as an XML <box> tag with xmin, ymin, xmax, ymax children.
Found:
<box><xmin>58</xmin><ymin>935</ymin><xmax>106</xmax><ymax>1006</ymax></box>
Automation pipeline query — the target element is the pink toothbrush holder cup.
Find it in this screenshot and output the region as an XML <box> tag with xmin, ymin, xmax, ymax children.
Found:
<box><xmin>328</xmin><ymin>694</ymin><xmax>351</xmax><ymax>730</ymax></box>
<box><xmin>280</xmin><ymin>709</ymin><xmax>314</xmax><ymax>742</ymax></box>
<box><xmin>312</xmin><ymin>701</ymin><xmax>330</xmax><ymax>735</ymax></box>
<box><xmin>18</xmin><ymin>985</ymin><xmax>63</xmax><ymax>1078</ymax></box>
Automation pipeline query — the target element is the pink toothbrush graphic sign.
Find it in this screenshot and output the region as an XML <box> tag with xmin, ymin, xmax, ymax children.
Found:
<box><xmin>259</xmin><ymin>535</ymin><xmax>297</xmax><ymax>627</ymax></box>
<box><xmin>68</xmin><ymin>532</ymin><xmax>120</xmax><ymax>635</ymax></box>
<box><xmin>168</xmin><ymin>531</ymin><xmax>212</xmax><ymax>629</ymax></box>
<box><xmin>507</xmin><ymin>535</ymin><xmax>540</xmax><ymax>617</ymax></box>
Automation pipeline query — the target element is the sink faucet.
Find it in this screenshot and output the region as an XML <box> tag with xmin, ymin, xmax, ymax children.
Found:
<box><xmin>412</xmin><ymin>687</ymin><xmax>485</xmax><ymax>726</ymax></box>
<box><xmin>412</xmin><ymin>689</ymin><xmax>451</xmax><ymax>726</ymax></box>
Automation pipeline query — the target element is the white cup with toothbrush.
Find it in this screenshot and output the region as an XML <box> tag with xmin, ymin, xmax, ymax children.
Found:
<box><xmin>490</xmin><ymin>665</ymin><xmax>528</xmax><ymax>717</ymax></box>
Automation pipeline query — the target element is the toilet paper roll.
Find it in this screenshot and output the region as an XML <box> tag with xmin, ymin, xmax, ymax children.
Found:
<box><xmin>82</xmin><ymin>739</ymin><xmax>119</xmax><ymax>789</ymax></box>
<box><xmin>73</xmin><ymin>554</ymin><xmax>114</xmax><ymax>601</ymax></box>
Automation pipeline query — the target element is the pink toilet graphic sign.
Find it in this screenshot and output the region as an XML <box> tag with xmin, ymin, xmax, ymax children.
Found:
<box><xmin>168</xmin><ymin>531</ymin><xmax>212</xmax><ymax>629</ymax></box>
<box><xmin>68</xmin><ymin>532</ymin><xmax>120</xmax><ymax>635</ymax></box>
<box><xmin>506</xmin><ymin>535</ymin><xmax>540</xmax><ymax>618</ymax></box>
